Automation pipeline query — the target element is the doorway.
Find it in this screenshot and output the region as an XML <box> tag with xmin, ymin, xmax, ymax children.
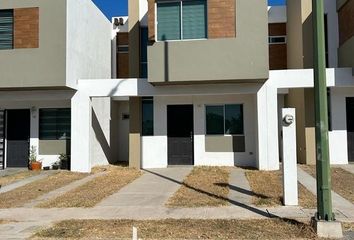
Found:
<box><xmin>346</xmin><ymin>98</ymin><xmax>354</xmax><ymax>162</ymax></box>
<box><xmin>6</xmin><ymin>109</ymin><xmax>30</xmax><ymax>168</ymax></box>
<box><xmin>167</xmin><ymin>105</ymin><xmax>194</xmax><ymax>165</ymax></box>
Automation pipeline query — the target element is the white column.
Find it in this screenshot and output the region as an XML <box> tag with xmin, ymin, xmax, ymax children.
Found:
<box><xmin>282</xmin><ymin>108</ymin><xmax>298</xmax><ymax>206</ymax></box>
<box><xmin>71</xmin><ymin>91</ymin><xmax>92</xmax><ymax>173</ymax></box>
<box><xmin>256</xmin><ymin>84</ymin><xmax>280</xmax><ymax>170</ymax></box>
<box><xmin>29</xmin><ymin>107</ymin><xmax>39</xmax><ymax>156</ymax></box>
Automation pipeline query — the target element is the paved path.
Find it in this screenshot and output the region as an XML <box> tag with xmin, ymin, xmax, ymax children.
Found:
<box><xmin>228</xmin><ymin>168</ymin><xmax>252</xmax><ymax>205</ymax></box>
<box><xmin>297</xmin><ymin>166</ymin><xmax>354</xmax><ymax>219</ymax></box>
<box><xmin>0</xmin><ymin>172</ymin><xmax>55</xmax><ymax>194</ymax></box>
<box><xmin>0</xmin><ymin>168</ymin><xmax>28</xmax><ymax>178</ymax></box>
<box><xmin>23</xmin><ymin>171</ymin><xmax>108</xmax><ymax>208</ymax></box>
<box><xmin>97</xmin><ymin>168</ymin><xmax>192</xmax><ymax>207</ymax></box>
<box><xmin>339</xmin><ymin>164</ymin><xmax>354</xmax><ymax>175</ymax></box>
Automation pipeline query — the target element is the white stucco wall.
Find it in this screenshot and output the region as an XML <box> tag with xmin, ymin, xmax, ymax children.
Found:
<box><xmin>141</xmin><ymin>95</ymin><xmax>257</xmax><ymax>169</ymax></box>
<box><xmin>329</xmin><ymin>87</ymin><xmax>354</xmax><ymax>164</ymax></box>
<box><xmin>66</xmin><ymin>0</ymin><xmax>112</xmax><ymax>88</ymax></box>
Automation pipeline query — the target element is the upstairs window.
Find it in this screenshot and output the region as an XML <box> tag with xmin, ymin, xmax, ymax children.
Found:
<box><xmin>140</xmin><ymin>27</ymin><xmax>148</xmax><ymax>78</ymax></box>
<box><xmin>0</xmin><ymin>10</ymin><xmax>13</xmax><ymax>50</ymax></box>
<box><xmin>157</xmin><ymin>0</ymin><xmax>207</xmax><ymax>41</ymax></box>
<box><xmin>269</xmin><ymin>36</ymin><xmax>286</xmax><ymax>45</ymax></box>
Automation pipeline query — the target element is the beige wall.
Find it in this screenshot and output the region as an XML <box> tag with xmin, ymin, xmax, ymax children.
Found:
<box><xmin>128</xmin><ymin>0</ymin><xmax>140</xmax><ymax>78</ymax></box>
<box><xmin>129</xmin><ymin>97</ymin><xmax>141</xmax><ymax>169</ymax></box>
<box><xmin>0</xmin><ymin>0</ymin><xmax>67</xmax><ymax>89</ymax></box>
<box><xmin>148</xmin><ymin>0</ymin><xmax>268</xmax><ymax>84</ymax></box>
<box><xmin>39</xmin><ymin>140</ymin><xmax>69</xmax><ymax>155</ymax></box>
<box><xmin>287</xmin><ymin>0</ymin><xmax>313</xmax><ymax>69</ymax></box>
<box><xmin>338</xmin><ymin>36</ymin><xmax>354</xmax><ymax>67</ymax></box>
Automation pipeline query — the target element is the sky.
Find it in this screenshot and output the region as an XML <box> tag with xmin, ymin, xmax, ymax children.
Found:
<box><xmin>92</xmin><ymin>0</ymin><xmax>286</xmax><ymax>21</ymax></box>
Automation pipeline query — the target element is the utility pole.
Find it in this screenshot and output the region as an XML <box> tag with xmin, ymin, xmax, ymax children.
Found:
<box><xmin>312</xmin><ymin>0</ymin><xmax>334</xmax><ymax>221</ymax></box>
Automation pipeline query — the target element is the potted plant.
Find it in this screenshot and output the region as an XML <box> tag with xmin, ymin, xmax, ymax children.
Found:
<box><xmin>59</xmin><ymin>153</ymin><xmax>70</xmax><ymax>170</ymax></box>
<box><xmin>29</xmin><ymin>146</ymin><xmax>42</xmax><ymax>171</ymax></box>
<box><xmin>52</xmin><ymin>161</ymin><xmax>60</xmax><ymax>170</ymax></box>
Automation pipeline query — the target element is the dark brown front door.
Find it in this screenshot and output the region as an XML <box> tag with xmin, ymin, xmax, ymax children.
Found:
<box><xmin>6</xmin><ymin>109</ymin><xmax>30</xmax><ymax>168</ymax></box>
<box><xmin>346</xmin><ymin>98</ymin><xmax>354</xmax><ymax>162</ymax></box>
<box><xmin>167</xmin><ymin>105</ymin><xmax>194</xmax><ymax>165</ymax></box>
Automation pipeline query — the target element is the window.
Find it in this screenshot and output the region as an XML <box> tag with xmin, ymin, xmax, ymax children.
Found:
<box><xmin>206</xmin><ymin>104</ymin><xmax>244</xmax><ymax>135</ymax></box>
<box><xmin>140</xmin><ymin>27</ymin><xmax>148</xmax><ymax>78</ymax></box>
<box><xmin>117</xmin><ymin>45</ymin><xmax>129</xmax><ymax>53</ymax></box>
<box><xmin>142</xmin><ymin>97</ymin><xmax>153</xmax><ymax>136</ymax></box>
<box><xmin>157</xmin><ymin>0</ymin><xmax>207</xmax><ymax>41</ymax></box>
<box><xmin>0</xmin><ymin>10</ymin><xmax>13</xmax><ymax>50</ymax></box>
<box><xmin>39</xmin><ymin>109</ymin><xmax>71</xmax><ymax>140</ymax></box>
<box><xmin>269</xmin><ymin>36</ymin><xmax>286</xmax><ymax>44</ymax></box>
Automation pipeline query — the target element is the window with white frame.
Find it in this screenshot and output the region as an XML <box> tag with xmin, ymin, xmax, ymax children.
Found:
<box><xmin>268</xmin><ymin>36</ymin><xmax>287</xmax><ymax>44</ymax></box>
<box><xmin>205</xmin><ymin>104</ymin><xmax>244</xmax><ymax>135</ymax></box>
<box><xmin>157</xmin><ymin>0</ymin><xmax>207</xmax><ymax>41</ymax></box>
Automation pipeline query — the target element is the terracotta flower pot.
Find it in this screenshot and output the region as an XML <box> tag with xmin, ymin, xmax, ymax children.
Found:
<box><xmin>30</xmin><ymin>162</ymin><xmax>42</xmax><ymax>171</ymax></box>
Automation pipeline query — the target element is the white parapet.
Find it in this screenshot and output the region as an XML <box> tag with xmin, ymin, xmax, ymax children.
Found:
<box><xmin>282</xmin><ymin>108</ymin><xmax>298</xmax><ymax>206</ymax></box>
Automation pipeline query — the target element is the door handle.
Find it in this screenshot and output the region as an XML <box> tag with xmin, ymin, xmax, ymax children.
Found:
<box><xmin>190</xmin><ymin>132</ymin><xmax>193</xmax><ymax>142</ymax></box>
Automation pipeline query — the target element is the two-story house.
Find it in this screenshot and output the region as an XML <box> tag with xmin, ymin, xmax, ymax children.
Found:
<box><xmin>70</xmin><ymin>0</ymin><xmax>276</xmax><ymax>172</ymax></box>
<box><xmin>0</xmin><ymin>0</ymin><xmax>111</xmax><ymax>170</ymax></box>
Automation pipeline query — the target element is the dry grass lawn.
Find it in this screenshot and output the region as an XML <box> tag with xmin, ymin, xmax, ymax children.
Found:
<box><xmin>38</xmin><ymin>166</ymin><xmax>142</xmax><ymax>208</ymax></box>
<box><xmin>0</xmin><ymin>171</ymin><xmax>87</xmax><ymax>208</ymax></box>
<box><xmin>246</xmin><ymin>170</ymin><xmax>317</xmax><ymax>208</ymax></box>
<box><xmin>167</xmin><ymin>167</ymin><xmax>230</xmax><ymax>208</ymax></box>
<box><xmin>301</xmin><ymin>165</ymin><xmax>354</xmax><ymax>204</ymax></box>
<box><xmin>0</xmin><ymin>171</ymin><xmax>40</xmax><ymax>187</ymax></box>
<box><xmin>32</xmin><ymin>219</ymin><xmax>317</xmax><ymax>239</ymax></box>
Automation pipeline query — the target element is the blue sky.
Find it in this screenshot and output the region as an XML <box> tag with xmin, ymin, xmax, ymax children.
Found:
<box><xmin>92</xmin><ymin>0</ymin><xmax>286</xmax><ymax>21</ymax></box>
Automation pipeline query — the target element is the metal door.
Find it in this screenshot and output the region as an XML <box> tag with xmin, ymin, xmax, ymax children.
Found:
<box><xmin>167</xmin><ymin>105</ymin><xmax>194</xmax><ymax>165</ymax></box>
<box><xmin>346</xmin><ymin>98</ymin><xmax>354</xmax><ymax>162</ymax></box>
<box><xmin>6</xmin><ymin>109</ymin><xmax>30</xmax><ymax>168</ymax></box>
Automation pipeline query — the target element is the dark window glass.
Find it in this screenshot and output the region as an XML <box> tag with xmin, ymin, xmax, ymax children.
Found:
<box><xmin>206</xmin><ymin>106</ymin><xmax>224</xmax><ymax>135</ymax></box>
<box><xmin>225</xmin><ymin>104</ymin><xmax>244</xmax><ymax>134</ymax></box>
<box><xmin>140</xmin><ymin>27</ymin><xmax>148</xmax><ymax>78</ymax></box>
<box><xmin>182</xmin><ymin>0</ymin><xmax>207</xmax><ymax>39</ymax></box>
<box><xmin>0</xmin><ymin>10</ymin><xmax>13</xmax><ymax>50</ymax></box>
<box><xmin>142</xmin><ymin>97</ymin><xmax>153</xmax><ymax>136</ymax></box>
<box><xmin>157</xmin><ymin>0</ymin><xmax>207</xmax><ymax>41</ymax></box>
<box><xmin>39</xmin><ymin>109</ymin><xmax>71</xmax><ymax>140</ymax></box>
<box><xmin>157</xmin><ymin>2</ymin><xmax>181</xmax><ymax>41</ymax></box>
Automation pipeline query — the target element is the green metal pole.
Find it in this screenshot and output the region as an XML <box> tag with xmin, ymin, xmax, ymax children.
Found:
<box><xmin>312</xmin><ymin>0</ymin><xmax>334</xmax><ymax>221</ymax></box>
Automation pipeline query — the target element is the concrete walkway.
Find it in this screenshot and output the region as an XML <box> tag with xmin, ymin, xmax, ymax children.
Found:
<box><xmin>228</xmin><ymin>168</ymin><xmax>252</xmax><ymax>205</ymax></box>
<box><xmin>97</xmin><ymin>168</ymin><xmax>192</xmax><ymax>207</ymax></box>
<box><xmin>339</xmin><ymin>164</ymin><xmax>354</xmax><ymax>175</ymax></box>
<box><xmin>0</xmin><ymin>168</ymin><xmax>28</xmax><ymax>178</ymax></box>
<box><xmin>23</xmin><ymin>171</ymin><xmax>108</xmax><ymax>208</ymax></box>
<box><xmin>0</xmin><ymin>172</ymin><xmax>55</xmax><ymax>194</ymax></box>
<box><xmin>297</xmin><ymin>166</ymin><xmax>354</xmax><ymax>219</ymax></box>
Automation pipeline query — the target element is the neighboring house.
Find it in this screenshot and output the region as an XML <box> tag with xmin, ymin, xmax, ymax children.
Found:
<box><xmin>0</xmin><ymin>0</ymin><xmax>111</xmax><ymax>170</ymax></box>
<box><xmin>70</xmin><ymin>0</ymin><xmax>354</xmax><ymax>173</ymax></box>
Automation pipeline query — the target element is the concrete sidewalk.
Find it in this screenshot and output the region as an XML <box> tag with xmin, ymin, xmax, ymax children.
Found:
<box><xmin>297</xmin><ymin>166</ymin><xmax>354</xmax><ymax>219</ymax></box>
<box><xmin>228</xmin><ymin>168</ymin><xmax>252</xmax><ymax>205</ymax></box>
<box><xmin>339</xmin><ymin>164</ymin><xmax>354</xmax><ymax>175</ymax></box>
<box><xmin>97</xmin><ymin>167</ymin><xmax>192</xmax><ymax>207</ymax></box>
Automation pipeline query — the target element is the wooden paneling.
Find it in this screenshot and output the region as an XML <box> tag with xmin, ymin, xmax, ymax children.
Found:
<box><xmin>14</xmin><ymin>7</ymin><xmax>39</xmax><ymax>49</ymax></box>
<box><xmin>148</xmin><ymin>0</ymin><xmax>155</xmax><ymax>42</ymax></box>
<box><xmin>268</xmin><ymin>23</ymin><xmax>286</xmax><ymax>36</ymax></box>
<box><xmin>338</xmin><ymin>0</ymin><xmax>354</xmax><ymax>46</ymax></box>
<box><xmin>269</xmin><ymin>44</ymin><xmax>287</xmax><ymax>70</ymax></box>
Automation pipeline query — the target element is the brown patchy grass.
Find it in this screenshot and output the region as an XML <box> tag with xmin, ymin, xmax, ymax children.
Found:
<box><xmin>32</xmin><ymin>219</ymin><xmax>317</xmax><ymax>239</ymax></box>
<box><xmin>0</xmin><ymin>171</ymin><xmax>87</xmax><ymax>208</ymax></box>
<box><xmin>38</xmin><ymin>166</ymin><xmax>142</xmax><ymax>208</ymax></box>
<box><xmin>0</xmin><ymin>171</ymin><xmax>40</xmax><ymax>187</ymax></box>
<box><xmin>301</xmin><ymin>165</ymin><xmax>354</xmax><ymax>204</ymax></box>
<box><xmin>246</xmin><ymin>170</ymin><xmax>317</xmax><ymax>208</ymax></box>
<box><xmin>343</xmin><ymin>222</ymin><xmax>354</xmax><ymax>232</ymax></box>
<box><xmin>167</xmin><ymin>167</ymin><xmax>230</xmax><ymax>208</ymax></box>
